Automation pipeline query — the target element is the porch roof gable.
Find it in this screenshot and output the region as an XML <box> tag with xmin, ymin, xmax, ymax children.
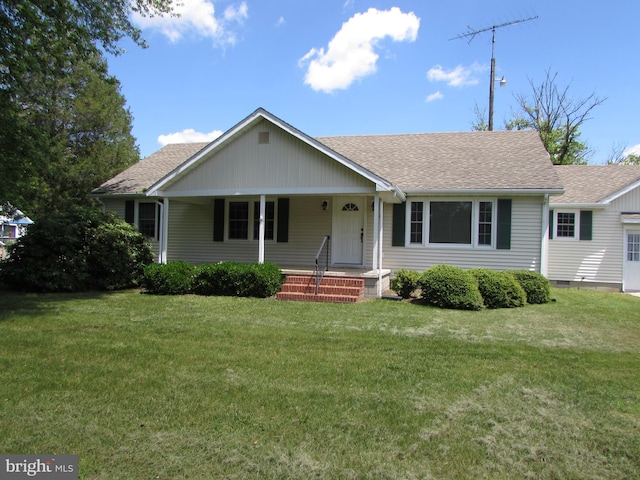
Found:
<box><xmin>145</xmin><ymin>108</ymin><xmax>403</xmax><ymax>199</ymax></box>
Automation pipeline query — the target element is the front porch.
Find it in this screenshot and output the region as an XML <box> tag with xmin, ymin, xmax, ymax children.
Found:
<box><xmin>278</xmin><ymin>267</ymin><xmax>392</xmax><ymax>302</ymax></box>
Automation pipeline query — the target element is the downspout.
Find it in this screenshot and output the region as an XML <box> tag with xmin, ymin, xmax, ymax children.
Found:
<box><xmin>540</xmin><ymin>194</ymin><xmax>549</xmax><ymax>276</ymax></box>
<box><xmin>156</xmin><ymin>199</ymin><xmax>167</xmax><ymax>264</ymax></box>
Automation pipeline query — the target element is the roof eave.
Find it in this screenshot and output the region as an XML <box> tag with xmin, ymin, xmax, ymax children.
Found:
<box><xmin>404</xmin><ymin>188</ymin><xmax>565</xmax><ymax>196</ymax></box>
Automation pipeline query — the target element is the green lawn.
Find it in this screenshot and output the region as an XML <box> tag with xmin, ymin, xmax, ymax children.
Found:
<box><xmin>1</xmin><ymin>288</ymin><xmax>639</xmax><ymax>479</ymax></box>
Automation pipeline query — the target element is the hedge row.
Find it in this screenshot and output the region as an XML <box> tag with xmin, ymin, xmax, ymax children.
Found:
<box><xmin>142</xmin><ymin>261</ymin><xmax>284</xmax><ymax>298</ymax></box>
<box><xmin>391</xmin><ymin>265</ymin><xmax>551</xmax><ymax>310</ymax></box>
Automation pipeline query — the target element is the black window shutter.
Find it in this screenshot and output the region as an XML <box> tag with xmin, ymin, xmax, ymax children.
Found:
<box><xmin>548</xmin><ymin>209</ymin><xmax>554</xmax><ymax>239</ymax></box>
<box><xmin>213</xmin><ymin>199</ymin><xmax>225</xmax><ymax>242</ymax></box>
<box><xmin>155</xmin><ymin>201</ymin><xmax>162</xmax><ymax>241</ymax></box>
<box><xmin>392</xmin><ymin>203</ymin><xmax>406</xmax><ymax>246</ymax></box>
<box><xmin>277</xmin><ymin>198</ymin><xmax>289</xmax><ymax>243</ymax></box>
<box><xmin>125</xmin><ymin>200</ymin><xmax>135</xmax><ymax>224</ymax></box>
<box><xmin>580</xmin><ymin>210</ymin><xmax>593</xmax><ymax>240</ymax></box>
<box><xmin>496</xmin><ymin>199</ymin><xmax>512</xmax><ymax>250</ymax></box>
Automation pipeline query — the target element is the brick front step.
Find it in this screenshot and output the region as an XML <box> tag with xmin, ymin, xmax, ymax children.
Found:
<box><xmin>276</xmin><ymin>275</ymin><xmax>365</xmax><ymax>303</ymax></box>
<box><xmin>276</xmin><ymin>292</ymin><xmax>361</xmax><ymax>304</ymax></box>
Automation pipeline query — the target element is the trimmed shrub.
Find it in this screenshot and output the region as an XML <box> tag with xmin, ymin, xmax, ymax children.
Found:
<box><xmin>1</xmin><ymin>206</ymin><xmax>153</xmax><ymax>292</ymax></box>
<box><xmin>192</xmin><ymin>261</ymin><xmax>283</xmax><ymax>298</ymax></box>
<box><xmin>390</xmin><ymin>269</ymin><xmax>420</xmax><ymax>299</ymax></box>
<box><xmin>143</xmin><ymin>261</ymin><xmax>195</xmax><ymax>295</ymax></box>
<box><xmin>418</xmin><ymin>265</ymin><xmax>483</xmax><ymax>311</ymax></box>
<box><xmin>508</xmin><ymin>270</ymin><xmax>551</xmax><ymax>304</ymax></box>
<box><xmin>469</xmin><ymin>268</ymin><xmax>526</xmax><ymax>309</ymax></box>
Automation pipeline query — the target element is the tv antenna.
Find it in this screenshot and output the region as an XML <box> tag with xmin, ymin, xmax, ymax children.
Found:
<box><xmin>450</xmin><ymin>15</ymin><xmax>538</xmax><ymax>131</ymax></box>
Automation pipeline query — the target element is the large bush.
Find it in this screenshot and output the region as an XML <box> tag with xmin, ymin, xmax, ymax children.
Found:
<box><xmin>469</xmin><ymin>268</ymin><xmax>526</xmax><ymax>309</ymax></box>
<box><xmin>418</xmin><ymin>265</ymin><xmax>483</xmax><ymax>311</ymax></box>
<box><xmin>143</xmin><ymin>261</ymin><xmax>195</xmax><ymax>295</ymax></box>
<box><xmin>0</xmin><ymin>206</ymin><xmax>153</xmax><ymax>292</ymax></box>
<box><xmin>508</xmin><ymin>270</ymin><xmax>551</xmax><ymax>304</ymax></box>
<box><xmin>390</xmin><ymin>269</ymin><xmax>420</xmax><ymax>299</ymax></box>
<box><xmin>192</xmin><ymin>261</ymin><xmax>283</xmax><ymax>298</ymax></box>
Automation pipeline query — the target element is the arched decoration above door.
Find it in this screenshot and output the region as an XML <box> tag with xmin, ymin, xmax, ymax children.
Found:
<box><xmin>342</xmin><ymin>203</ymin><xmax>359</xmax><ymax>212</ymax></box>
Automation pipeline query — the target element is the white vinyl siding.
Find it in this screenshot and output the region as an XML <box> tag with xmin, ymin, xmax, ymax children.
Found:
<box><xmin>548</xmin><ymin>208</ymin><xmax>621</xmax><ymax>285</ymax></box>
<box><xmin>166</xmin><ymin>197</ymin><xmax>333</xmax><ymax>266</ymax></box>
<box><xmin>383</xmin><ymin>196</ymin><xmax>543</xmax><ymax>273</ymax></box>
<box><xmin>164</xmin><ymin>120</ymin><xmax>373</xmax><ymax>195</ymax></box>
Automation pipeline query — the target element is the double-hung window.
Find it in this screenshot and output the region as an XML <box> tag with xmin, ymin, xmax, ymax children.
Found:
<box><xmin>227</xmin><ymin>200</ymin><xmax>275</xmax><ymax>240</ymax></box>
<box><xmin>138</xmin><ymin>202</ymin><xmax>158</xmax><ymax>239</ymax></box>
<box><xmin>556</xmin><ymin>212</ymin><xmax>576</xmax><ymax>238</ymax></box>
<box><xmin>253</xmin><ymin>201</ymin><xmax>275</xmax><ymax>240</ymax></box>
<box><xmin>408</xmin><ymin>200</ymin><xmax>495</xmax><ymax>248</ymax></box>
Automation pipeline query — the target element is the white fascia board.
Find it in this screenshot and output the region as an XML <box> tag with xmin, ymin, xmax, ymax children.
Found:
<box><xmin>153</xmin><ymin>186</ymin><xmax>377</xmax><ymax>198</ymax></box>
<box><xmin>549</xmin><ymin>202</ymin><xmax>607</xmax><ymax>209</ymax></box>
<box><xmin>404</xmin><ymin>188</ymin><xmax>565</xmax><ymax>197</ymax></box>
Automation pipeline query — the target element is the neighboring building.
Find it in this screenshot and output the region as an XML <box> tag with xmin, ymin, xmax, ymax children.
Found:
<box><xmin>0</xmin><ymin>208</ymin><xmax>33</xmax><ymax>259</ymax></box>
<box><xmin>91</xmin><ymin>108</ymin><xmax>564</xmax><ymax>297</ymax></box>
<box><xmin>548</xmin><ymin>165</ymin><xmax>640</xmax><ymax>291</ymax></box>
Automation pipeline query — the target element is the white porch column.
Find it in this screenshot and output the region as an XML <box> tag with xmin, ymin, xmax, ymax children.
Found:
<box><xmin>372</xmin><ymin>193</ymin><xmax>380</xmax><ymax>270</ymax></box>
<box><xmin>258</xmin><ymin>194</ymin><xmax>265</xmax><ymax>264</ymax></box>
<box><xmin>377</xmin><ymin>196</ymin><xmax>384</xmax><ymax>298</ymax></box>
<box><xmin>540</xmin><ymin>194</ymin><xmax>549</xmax><ymax>276</ymax></box>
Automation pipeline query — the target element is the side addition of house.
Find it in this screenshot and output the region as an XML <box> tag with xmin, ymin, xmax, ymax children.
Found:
<box><xmin>548</xmin><ymin>165</ymin><xmax>640</xmax><ymax>291</ymax></box>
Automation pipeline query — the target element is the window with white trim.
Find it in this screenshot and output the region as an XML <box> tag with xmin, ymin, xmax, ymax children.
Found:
<box><xmin>408</xmin><ymin>200</ymin><xmax>495</xmax><ymax>247</ymax></box>
<box><xmin>138</xmin><ymin>202</ymin><xmax>158</xmax><ymax>239</ymax></box>
<box><xmin>253</xmin><ymin>201</ymin><xmax>275</xmax><ymax>240</ymax></box>
<box><xmin>555</xmin><ymin>211</ymin><xmax>577</xmax><ymax>239</ymax></box>
<box><xmin>227</xmin><ymin>200</ymin><xmax>276</xmax><ymax>241</ymax></box>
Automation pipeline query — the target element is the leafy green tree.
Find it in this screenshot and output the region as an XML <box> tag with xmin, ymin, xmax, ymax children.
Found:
<box><xmin>0</xmin><ymin>0</ymin><xmax>175</xmax><ymax>217</ymax></box>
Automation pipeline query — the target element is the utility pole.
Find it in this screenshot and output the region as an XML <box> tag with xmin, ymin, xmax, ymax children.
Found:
<box><xmin>450</xmin><ymin>16</ymin><xmax>538</xmax><ymax>131</ymax></box>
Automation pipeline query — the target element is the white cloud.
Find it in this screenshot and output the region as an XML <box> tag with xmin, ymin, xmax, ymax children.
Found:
<box><xmin>299</xmin><ymin>7</ymin><xmax>420</xmax><ymax>93</ymax></box>
<box><xmin>425</xmin><ymin>91</ymin><xmax>444</xmax><ymax>103</ymax></box>
<box><xmin>427</xmin><ymin>63</ymin><xmax>487</xmax><ymax>87</ymax></box>
<box><xmin>132</xmin><ymin>0</ymin><xmax>248</xmax><ymax>46</ymax></box>
<box><xmin>276</xmin><ymin>16</ymin><xmax>285</xmax><ymax>27</ymax></box>
<box><xmin>625</xmin><ymin>144</ymin><xmax>640</xmax><ymax>156</ymax></box>
<box><xmin>158</xmin><ymin>128</ymin><xmax>223</xmax><ymax>146</ymax></box>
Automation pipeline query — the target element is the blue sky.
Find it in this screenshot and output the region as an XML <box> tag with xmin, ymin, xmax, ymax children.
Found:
<box><xmin>107</xmin><ymin>0</ymin><xmax>640</xmax><ymax>163</ymax></box>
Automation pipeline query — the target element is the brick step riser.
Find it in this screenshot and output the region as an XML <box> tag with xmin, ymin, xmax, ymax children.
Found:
<box><xmin>276</xmin><ymin>292</ymin><xmax>359</xmax><ymax>304</ymax></box>
<box><xmin>283</xmin><ymin>276</ymin><xmax>365</xmax><ymax>288</ymax></box>
<box><xmin>280</xmin><ymin>284</ymin><xmax>364</xmax><ymax>296</ymax></box>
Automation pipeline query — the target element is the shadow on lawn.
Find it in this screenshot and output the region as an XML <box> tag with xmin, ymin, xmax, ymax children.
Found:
<box><xmin>0</xmin><ymin>284</ymin><xmax>117</xmax><ymax>322</ymax></box>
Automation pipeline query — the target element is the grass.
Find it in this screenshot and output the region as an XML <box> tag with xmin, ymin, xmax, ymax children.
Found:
<box><xmin>0</xmin><ymin>288</ymin><xmax>639</xmax><ymax>479</ymax></box>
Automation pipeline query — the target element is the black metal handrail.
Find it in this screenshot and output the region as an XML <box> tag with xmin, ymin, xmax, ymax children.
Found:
<box><xmin>314</xmin><ymin>235</ymin><xmax>330</xmax><ymax>295</ymax></box>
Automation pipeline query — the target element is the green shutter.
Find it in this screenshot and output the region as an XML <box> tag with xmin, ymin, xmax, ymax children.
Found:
<box><xmin>125</xmin><ymin>200</ymin><xmax>135</xmax><ymax>224</ymax></box>
<box><xmin>213</xmin><ymin>199</ymin><xmax>225</xmax><ymax>242</ymax></box>
<box><xmin>580</xmin><ymin>210</ymin><xmax>593</xmax><ymax>240</ymax></box>
<box><xmin>496</xmin><ymin>199</ymin><xmax>512</xmax><ymax>250</ymax></box>
<box><xmin>392</xmin><ymin>203</ymin><xmax>406</xmax><ymax>246</ymax></box>
<box><xmin>277</xmin><ymin>198</ymin><xmax>289</xmax><ymax>243</ymax></box>
<box><xmin>549</xmin><ymin>209</ymin><xmax>554</xmax><ymax>239</ymax></box>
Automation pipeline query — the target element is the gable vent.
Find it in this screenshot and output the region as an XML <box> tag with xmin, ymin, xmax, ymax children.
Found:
<box><xmin>258</xmin><ymin>131</ymin><xmax>270</xmax><ymax>144</ymax></box>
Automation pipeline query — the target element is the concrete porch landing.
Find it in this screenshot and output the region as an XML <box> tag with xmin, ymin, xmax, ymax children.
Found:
<box><xmin>278</xmin><ymin>267</ymin><xmax>391</xmax><ymax>302</ymax></box>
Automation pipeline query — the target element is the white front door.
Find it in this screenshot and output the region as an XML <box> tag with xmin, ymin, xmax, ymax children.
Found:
<box><xmin>332</xmin><ymin>197</ymin><xmax>364</xmax><ymax>265</ymax></box>
<box><xmin>624</xmin><ymin>229</ymin><xmax>640</xmax><ymax>291</ymax></box>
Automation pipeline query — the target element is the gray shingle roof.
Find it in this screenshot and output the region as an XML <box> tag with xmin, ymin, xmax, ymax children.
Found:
<box><xmin>93</xmin><ymin>143</ymin><xmax>208</xmax><ymax>195</ymax></box>
<box><xmin>316</xmin><ymin>130</ymin><xmax>562</xmax><ymax>192</ymax></box>
<box><xmin>93</xmin><ymin>129</ymin><xmax>562</xmax><ymax>196</ymax></box>
<box><xmin>552</xmin><ymin>165</ymin><xmax>640</xmax><ymax>204</ymax></box>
